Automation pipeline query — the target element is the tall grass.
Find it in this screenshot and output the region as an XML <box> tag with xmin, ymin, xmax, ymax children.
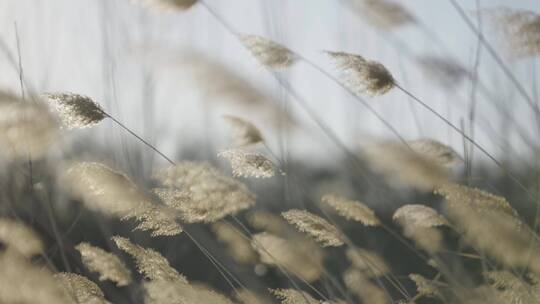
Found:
<box><xmin>1</xmin><ymin>0</ymin><xmax>540</xmax><ymax>303</ymax></box>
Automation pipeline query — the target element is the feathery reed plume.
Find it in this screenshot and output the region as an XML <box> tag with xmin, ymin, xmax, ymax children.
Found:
<box><xmin>63</xmin><ymin>162</ymin><xmax>181</xmax><ymax>236</ymax></box>
<box><xmin>271</xmin><ymin>288</ymin><xmax>319</xmax><ymax>304</ymax></box>
<box><xmin>144</xmin><ymin>280</ymin><xmax>234</xmax><ymax>304</ymax></box>
<box><xmin>346</xmin><ymin>248</ymin><xmax>390</xmax><ymax>277</ymax></box>
<box><xmin>62</xmin><ymin>162</ymin><xmax>145</xmax><ymax>216</ymax></box>
<box><xmin>235</xmin><ymin>289</ymin><xmax>272</xmax><ymax>304</ymax></box>
<box><xmin>212</xmin><ymin>222</ymin><xmax>257</xmax><ymax>264</ymax></box>
<box><xmin>44</xmin><ymin>92</ymin><xmax>106</xmax><ymax>129</ymax></box>
<box><xmin>0</xmin><ymin>92</ymin><xmax>59</xmax><ymax>161</ymax></box>
<box><xmin>132</xmin><ymin>0</ymin><xmax>197</xmax><ymax>11</ymax></box>
<box><xmin>239</xmin><ymin>34</ymin><xmax>298</xmax><ymax>69</ymax></box>
<box><xmin>153</xmin><ymin>162</ymin><xmax>256</xmax><ymax>223</ymax></box>
<box><xmin>122</xmin><ymin>203</ymin><xmax>183</xmax><ymax>237</ymax></box>
<box><xmin>416</xmin><ymin>55</ymin><xmax>469</xmax><ymax>88</ymax></box>
<box><xmin>75</xmin><ymin>242</ymin><xmax>132</xmax><ymax>287</ymax></box>
<box><xmin>112</xmin><ymin>236</ymin><xmax>188</xmax><ymax>283</ymax></box>
<box><xmin>0</xmin><ymin>252</ymin><xmax>71</xmax><ymax>304</ymax></box>
<box><xmin>484</xmin><ymin>8</ymin><xmax>540</xmax><ymax>59</ymax></box>
<box><xmin>343</xmin><ymin>269</ymin><xmax>389</xmax><ymax>304</ymax></box>
<box><xmin>218</xmin><ymin>148</ymin><xmax>276</xmax><ymax>178</ymax></box>
<box><xmin>55</xmin><ymin>273</ymin><xmax>108</xmax><ymax>304</ymax></box>
<box><xmin>393</xmin><ymin>205</ymin><xmax>447</xmax><ymax>253</ymax></box>
<box><xmin>247</xmin><ymin>210</ymin><xmax>290</xmax><ymax>235</ymax></box>
<box><xmin>346</xmin><ymin>0</ymin><xmax>415</xmax><ymax>30</ymax></box>
<box><xmin>282</xmin><ymin>209</ymin><xmax>344</xmax><ymax>247</ymax></box>
<box><xmin>251</xmin><ymin>232</ymin><xmax>324</xmax><ymax>282</ymax></box>
<box><xmin>485</xmin><ymin>271</ymin><xmax>540</xmax><ymax>303</ymax></box>
<box><xmin>325</xmin><ymin>51</ymin><xmax>395</xmax><ymax>96</ymax></box>
<box><xmin>223</xmin><ymin>115</ymin><xmax>264</xmax><ymax>147</ymax></box>
<box><xmin>444</xmin><ymin>202</ymin><xmax>540</xmax><ymax>273</ymax></box>
<box><xmin>393</xmin><ymin>204</ymin><xmax>449</xmax><ymax>228</ymax></box>
<box><xmin>321</xmin><ymin>194</ymin><xmax>380</xmax><ymax>226</ymax></box>
<box><xmin>409</xmin><ymin>274</ymin><xmax>442</xmax><ymax>299</ymax></box>
<box><xmin>408</xmin><ymin>139</ymin><xmax>462</xmax><ymax>166</ymax></box>
<box><xmin>364</xmin><ymin>141</ymin><xmax>450</xmax><ymax>191</ymax></box>
<box><xmin>0</xmin><ymin>218</ymin><xmax>43</xmax><ymax>257</ymax></box>
<box><xmin>435</xmin><ymin>183</ymin><xmax>518</xmax><ymax>218</ymax></box>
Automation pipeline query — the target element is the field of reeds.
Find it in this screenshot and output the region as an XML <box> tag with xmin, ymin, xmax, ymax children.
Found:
<box><xmin>2</xmin><ymin>0</ymin><xmax>540</xmax><ymax>303</ymax></box>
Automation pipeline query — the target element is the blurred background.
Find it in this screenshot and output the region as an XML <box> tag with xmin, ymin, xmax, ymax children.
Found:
<box><xmin>2</xmin><ymin>1</ymin><xmax>540</xmax><ymax>303</ymax></box>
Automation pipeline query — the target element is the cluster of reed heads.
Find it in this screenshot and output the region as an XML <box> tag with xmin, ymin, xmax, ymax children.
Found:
<box><xmin>1</xmin><ymin>0</ymin><xmax>540</xmax><ymax>303</ymax></box>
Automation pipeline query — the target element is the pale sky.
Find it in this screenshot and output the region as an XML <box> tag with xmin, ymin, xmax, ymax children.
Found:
<box><xmin>1</xmin><ymin>0</ymin><xmax>540</xmax><ymax>166</ymax></box>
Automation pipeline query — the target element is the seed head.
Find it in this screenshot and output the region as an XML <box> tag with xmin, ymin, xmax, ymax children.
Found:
<box><xmin>325</xmin><ymin>51</ymin><xmax>395</xmax><ymax>96</ymax></box>
<box><xmin>240</xmin><ymin>34</ymin><xmax>298</xmax><ymax>69</ymax></box>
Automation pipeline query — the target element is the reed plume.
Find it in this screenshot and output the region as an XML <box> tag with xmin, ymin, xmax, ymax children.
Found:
<box><xmin>321</xmin><ymin>194</ymin><xmax>380</xmax><ymax>226</ymax></box>
<box><xmin>0</xmin><ymin>218</ymin><xmax>43</xmax><ymax>257</ymax></box>
<box><xmin>346</xmin><ymin>0</ymin><xmax>415</xmax><ymax>30</ymax></box>
<box><xmin>44</xmin><ymin>92</ymin><xmax>106</xmax><ymax>129</ymax></box>
<box><xmin>223</xmin><ymin>115</ymin><xmax>264</xmax><ymax>147</ymax></box>
<box><xmin>75</xmin><ymin>242</ymin><xmax>132</xmax><ymax>287</ymax></box>
<box><xmin>153</xmin><ymin>162</ymin><xmax>256</xmax><ymax>223</ymax></box>
<box><xmin>112</xmin><ymin>236</ymin><xmax>188</xmax><ymax>283</ymax></box>
<box><xmin>281</xmin><ymin>209</ymin><xmax>344</xmax><ymax>247</ymax></box>
<box><xmin>218</xmin><ymin>148</ymin><xmax>276</xmax><ymax>178</ymax></box>
<box><xmin>55</xmin><ymin>272</ymin><xmax>109</xmax><ymax>304</ymax></box>
<box><xmin>251</xmin><ymin>232</ymin><xmax>324</xmax><ymax>282</ymax></box>
<box><xmin>325</xmin><ymin>51</ymin><xmax>395</xmax><ymax>96</ymax></box>
<box><xmin>239</xmin><ymin>34</ymin><xmax>298</xmax><ymax>69</ymax></box>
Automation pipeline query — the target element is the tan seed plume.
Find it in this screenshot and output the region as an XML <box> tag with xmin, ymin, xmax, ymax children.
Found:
<box><xmin>321</xmin><ymin>194</ymin><xmax>380</xmax><ymax>226</ymax></box>
<box><xmin>346</xmin><ymin>248</ymin><xmax>390</xmax><ymax>277</ymax></box>
<box><xmin>153</xmin><ymin>162</ymin><xmax>256</xmax><ymax>223</ymax></box>
<box><xmin>364</xmin><ymin>141</ymin><xmax>450</xmax><ymax>191</ymax></box>
<box><xmin>0</xmin><ymin>218</ymin><xmax>43</xmax><ymax>257</ymax></box>
<box><xmin>393</xmin><ymin>204</ymin><xmax>449</xmax><ymax>228</ymax></box>
<box><xmin>0</xmin><ymin>92</ymin><xmax>59</xmax><ymax>161</ymax></box>
<box><xmin>240</xmin><ymin>34</ymin><xmax>298</xmax><ymax>69</ymax></box>
<box><xmin>435</xmin><ymin>183</ymin><xmax>518</xmax><ymax>218</ymax></box>
<box><xmin>251</xmin><ymin>232</ymin><xmax>324</xmax><ymax>282</ymax></box>
<box><xmin>218</xmin><ymin>148</ymin><xmax>276</xmax><ymax>178</ymax></box>
<box><xmin>63</xmin><ymin>162</ymin><xmax>181</xmax><ymax>236</ymax></box>
<box><xmin>55</xmin><ymin>272</ymin><xmax>109</xmax><ymax>304</ymax></box>
<box><xmin>212</xmin><ymin>222</ymin><xmax>257</xmax><ymax>264</ymax></box>
<box><xmin>408</xmin><ymin>139</ymin><xmax>461</xmax><ymax>166</ymax></box>
<box><xmin>223</xmin><ymin>115</ymin><xmax>264</xmax><ymax>147</ymax></box>
<box><xmin>44</xmin><ymin>92</ymin><xmax>106</xmax><ymax>129</ymax></box>
<box><xmin>144</xmin><ymin>280</ymin><xmax>234</xmax><ymax>304</ymax></box>
<box><xmin>484</xmin><ymin>8</ymin><xmax>540</xmax><ymax>59</ymax></box>
<box><xmin>346</xmin><ymin>0</ymin><xmax>415</xmax><ymax>30</ymax></box>
<box><xmin>325</xmin><ymin>50</ymin><xmax>395</xmax><ymax>96</ymax></box>
<box><xmin>271</xmin><ymin>288</ymin><xmax>320</xmax><ymax>304</ymax></box>
<box><xmin>409</xmin><ymin>274</ymin><xmax>442</xmax><ymax>299</ymax></box>
<box><xmin>0</xmin><ymin>252</ymin><xmax>72</xmax><ymax>304</ymax></box>
<box><xmin>75</xmin><ymin>242</ymin><xmax>132</xmax><ymax>286</ymax></box>
<box><xmin>416</xmin><ymin>55</ymin><xmax>469</xmax><ymax>88</ymax></box>
<box><xmin>393</xmin><ymin>205</ymin><xmax>446</xmax><ymax>253</ymax></box>
<box><xmin>281</xmin><ymin>209</ymin><xmax>344</xmax><ymax>247</ymax></box>
<box><xmin>112</xmin><ymin>236</ymin><xmax>188</xmax><ymax>283</ymax></box>
<box><xmin>343</xmin><ymin>269</ymin><xmax>389</xmax><ymax>304</ymax></box>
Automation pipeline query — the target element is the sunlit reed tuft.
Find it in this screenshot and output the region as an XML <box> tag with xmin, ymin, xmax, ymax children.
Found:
<box><xmin>321</xmin><ymin>194</ymin><xmax>380</xmax><ymax>226</ymax></box>
<box><xmin>75</xmin><ymin>242</ymin><xmax>132</xmax><ymax>286</ymax></box>
<box><xmin>281</xmin><ymin>209</ymin><xmax>344</xmax><ymax>247</ymax></box>
<box><xmin>325</xmin><ymin>51</ymin><xmax>395</xmax><ymax>96</ymax></box>
<box><xmin>240</xmin><ymin>34</ymin><xmax>298</xmax><ymax>69</ymax></box>
<box><xmin>218</xmin><ymin>148</ymin><xmax>276</xmax><ymax>178</ymax></box>
<box><xmin>44</xmin><ymin>92</ymin><xmax>106</xmax><ymax>129</ymax></box>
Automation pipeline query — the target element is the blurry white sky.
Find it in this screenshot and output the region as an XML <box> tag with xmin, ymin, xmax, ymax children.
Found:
<box><xmin>1</xmin><ymin>0</ymin><xmax>540</xmax><ymax>166</ymax></box>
